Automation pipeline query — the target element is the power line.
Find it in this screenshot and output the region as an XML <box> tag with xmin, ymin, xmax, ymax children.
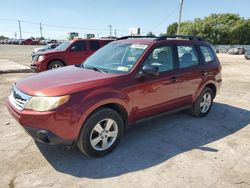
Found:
<box><xmin>151</xmin><ymin>3</ymin><xmax>179</xmax><ymax>32</ymax></box>
<box><xmin>0</xmin><ymin>18</ymin><xmax>109</xmax><ymax>31</ymax></box>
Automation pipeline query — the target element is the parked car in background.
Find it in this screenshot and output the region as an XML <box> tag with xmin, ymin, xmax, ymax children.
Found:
<box><xmin>245</xmin><ymin>50</ymin><xmax>250</xmax><ymax>60</ymax></box>
<box><xmin>32</xmin><ymin>43</ymin><xmax>60</xmax><ymax>54</ymax></box>
<box><xmin>7</xmin><ymin>35</ymin><xmax>222</xmax><ymax>157</ymax></box>
<box><xmin>30</xmin><ymin>38</ymin><xmax>113</xmax><ymax>72</ymax></box>
<box><xmin>21</xmin><ymin>38</ymin><xmax>39</xmax><ymax>45</ymax></box>
<box><xmin>228</xmin><ymin>47</ymin><xmax>245</xmax><ymax>55</ymax></box>
<box><xmin>39</xmin><ymin>39</ymin><xmax>58</xmax><ymax>45</ymax></box>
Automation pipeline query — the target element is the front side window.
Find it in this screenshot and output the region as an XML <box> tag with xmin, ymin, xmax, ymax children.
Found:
<box><xmin>200</xmin><ymin>46</ymin><xmax>215</xmax><ymax>63</ymax></box>
<box><xmin>82</xmin><ymin>43</ymin><xmax>148</xmax><ymax>74</ymax></box>
<box><xmin>177</xmin><ymin>46</ymin><xmax>199</xmax><ymax>68</ymax></box>
<box><xmin>55</xmin><ymin>41</ymin><xmax>71</xmax><ymax>51</ymax></box>
<box><xmin>143</xmin><ymin>46</ymin><xmax>174</xmax><ymax>73</ymax></box>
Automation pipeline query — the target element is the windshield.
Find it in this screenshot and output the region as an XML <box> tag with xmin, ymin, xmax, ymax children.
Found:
<box><xmin>55</xmin><ymin>41</ymin><xmax>71</xmax><ymax>51</ymax></box>
<box><xmin>82</xmin><ymin>43</ymin><xmax>148</xmax><ymax>74</ymax></box>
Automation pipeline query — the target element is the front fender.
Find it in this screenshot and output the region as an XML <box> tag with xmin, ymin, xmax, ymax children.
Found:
<box><xmin>73</xmin><ymin>89</ymin><xmax>131</xmax><ymax>138</ymax></box>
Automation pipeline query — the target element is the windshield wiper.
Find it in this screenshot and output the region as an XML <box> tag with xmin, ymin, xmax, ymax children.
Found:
<box><xmin>81</xmin><ymin>65</ymin><xmax>108</xmax><ymax>73</ymax></box>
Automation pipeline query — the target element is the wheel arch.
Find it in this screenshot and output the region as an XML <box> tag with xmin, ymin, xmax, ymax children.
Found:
<box><xmin>205</xmin><ymin>83</ymin><xmax>216</xmax><ymax>98</ymax></box>
<box><xmin>194</xmin><ymin>81</ymin><xmax>217</xmax><ymax>102</ymax></box>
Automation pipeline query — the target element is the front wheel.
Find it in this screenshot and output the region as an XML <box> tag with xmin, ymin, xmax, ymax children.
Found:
<box><xmin>190</xmin><ymin>87</ymin><xmax>214</xmax><ymax>117</ymax></box>
<box><xmin>77</xmin><ymin>108</ymin><xmax>124</xmax><ymax>157</ymax></box>
<box><xmin>48</xmin><ymin>60</ymin><xmax>64</xmax><ymax>70</ymax></box>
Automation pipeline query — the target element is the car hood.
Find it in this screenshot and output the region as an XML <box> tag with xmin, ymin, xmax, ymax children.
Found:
<box><xmin>36</xmin><ymin>49</ymin><xmax>63</xmax><ymax>56</ymax></box>
<box><xmin>16</xmin><ymin>66</ymin><xmax>121</xmax><ymax>96</ymax></box>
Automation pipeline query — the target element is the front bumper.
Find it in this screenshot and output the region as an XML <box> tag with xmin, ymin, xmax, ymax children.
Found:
<box><xmin>30</xmin><ymin>60</ymin><xmax>47</xmax><ymax>72</ymax></box>
<box><xmin>6</xmin><ymin>99</ymin><xmax>80</xmax><ymax>144</ymax></box>
<box><xmin>24</xmin><ymin>126</ymin><xmax>73</xmax><ymax>145</ymax></box>
<box><xmin>30</xmin><ymin>64</ymin><xmax>39</xmax><ymax>72</ymax></box>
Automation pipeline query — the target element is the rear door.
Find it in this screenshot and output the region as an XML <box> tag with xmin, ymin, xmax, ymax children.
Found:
<box><xmin>66</xmin><ymin>40</ymin><xmax>89</xmax><ymax>65</ymax></box>
<box><xmin>89</xmin><ymin>40</ymin><xmax>101</xmax><ymax>56</ymax></box>
<box><xmin>175</xmin><ymin>44</ymin><xmax>204</xmax><ymax>105</ymax></box>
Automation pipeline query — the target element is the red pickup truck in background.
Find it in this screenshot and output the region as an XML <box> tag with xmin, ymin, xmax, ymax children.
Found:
<box><xmin>30</xmin><ymin>39</ymin><xmax>113</xmax><ymax>72</ymax></box>
<box><xmin>21</xmin><ymin>38</ymin><xmax>39</xmax><ymax>45</ymax></box>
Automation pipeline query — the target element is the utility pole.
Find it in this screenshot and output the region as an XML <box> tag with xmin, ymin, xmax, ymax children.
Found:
<box><xmin>114</xmin><ymin>29</ymin><xmax>117</xmax><ymax>37</ymax></box>
<box><xmin>40</xmin><ymin>22</ymin><xmax>43</xmax><ymax>38</ymax></box>
<box><xmin>108</xmin><ymin>25</ymin><xmax>112</xmax><ymax>38</ymax></box>
<box><xmin>18</xmin><ymin>20</ymin><xmax>22</xmax><ymax>40</ymax></box>
<box><xmin>177</xmin><ymin>0</ymin><xmax>184</xmax><ymax>35</ymax></box>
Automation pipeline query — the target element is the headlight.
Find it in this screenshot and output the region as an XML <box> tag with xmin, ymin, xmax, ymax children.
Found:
<box><xmin>24</xmin><ymin>95</ymin><xmax>70</xmax><ymax>111</ymax></box>
<box><xmin>32</xmin><ymin>55</ymin><xmax>39</xmax><ymax>61</ymax></box>
<box><xmin>38</xmin><ymin>55</ymin><xmax>45</xmax><ymax>61</ymax></box>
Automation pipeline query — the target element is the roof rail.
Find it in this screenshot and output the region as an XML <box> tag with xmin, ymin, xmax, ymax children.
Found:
<box><xmin>117</xmin><ymin>36</ymin><xmax>157</xmax><ymax>40</ymax></box>
<box><xmin>155</xmin><ymin>35</ymin><xmax>205</xmax><ymax>42</ymax></box>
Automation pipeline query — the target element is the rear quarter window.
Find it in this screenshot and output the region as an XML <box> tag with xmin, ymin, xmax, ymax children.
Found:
<box><xmin>200</xmin><ymin>46</ymin><xmax>215</xmax><ymax>63</ymax></box>
<box><xmin>89</xmin><ymin>40</ymin><xmax>100</xmax><ymax>51</ymax></box>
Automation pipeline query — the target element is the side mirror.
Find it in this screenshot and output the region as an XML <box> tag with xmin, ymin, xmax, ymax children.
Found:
<box><xmin>141</xmin><ymin>65</ymin><xmax>159</xmax><ymax>76</ymax></box>
<box><xmin>70</xmin><ymin>46</ymin><xmax>76</xmax><ymax>52</ymax></box>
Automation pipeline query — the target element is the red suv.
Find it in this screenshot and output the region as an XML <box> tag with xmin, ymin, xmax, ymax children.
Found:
<box><xmin>7</xmin><ymin>36</ymin><xmax>222</xmax><ymax>157</ymax></box>
<box><xmin>30</xmin><ymin>39</ymin><xmax>113</xmax><ymax>72</ymax></box>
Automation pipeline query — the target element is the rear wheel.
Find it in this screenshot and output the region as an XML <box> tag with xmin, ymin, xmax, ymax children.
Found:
<box><xmin>190</xmin><ymin>87</ymin><xmax>214</xmax><ymax>117</ymax></box>
<box><xmin>48</xmin><ymin>60</ymin><xmax>64</xmax><ymax>70</ymax></box>
<box><xmin>77</xmin><ymin>108</ymin><xmax>124</xmax><ymax>157</ymax></box>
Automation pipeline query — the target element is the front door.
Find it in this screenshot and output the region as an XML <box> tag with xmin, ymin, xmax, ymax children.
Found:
<box><xmin>67</xmin><ymin>41</ymin><xmax>89</xmax><ymax>65</ymax></box>
<box><xmin>133</xmin><ymin>45</ymin><xmax>180</xmax><ymax>120</ymax></box>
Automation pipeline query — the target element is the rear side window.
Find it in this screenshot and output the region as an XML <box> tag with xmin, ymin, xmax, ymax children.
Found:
<box><xmin>143</xmin><ymin>46</ymin><xmax>174</xmax><ymax>73</ymax></box>
<box><xmin>72</xmin><ymin>41</ymin><xmax>86</xmax><ymax>51</ymax></box>
<box><xmin>200</xmin><ymin>46</ymin><xmax>215</xmax><ymax>63</ymax></box>
<box><xmin>177</xmin><ymin>46</ymin><xmax>199</xmax><ymax>68</ymax></box>
<box><xmin>89</xmin><ymin>40</ymin><xmax>100</xmax><ymax>51</ymax></box>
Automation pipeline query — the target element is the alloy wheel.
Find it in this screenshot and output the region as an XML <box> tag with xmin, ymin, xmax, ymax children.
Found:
<box><xmin>90</xmin><ymin>118</ymin><xmax>118</xmax><ymax>151</ymax></box>
<box><xmin>200</xmin><ymin>92</ymin><xmax>212</xmax><ymax>113</ymax></box>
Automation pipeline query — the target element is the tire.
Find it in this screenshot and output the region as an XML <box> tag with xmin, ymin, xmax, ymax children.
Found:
<box><xmin>77</xmin><ymin>108</ymin><xmax>124</xmax><ymax>157</ymax></box>
<box><xmin>190</xmin><ymin>87</ymin><xmax>214</xmax><ymax>117</ymax></box>
<box><xmin>48</xmin><ymin>60</ymin><xmax>64</xmax><ymax>70</ymax></box>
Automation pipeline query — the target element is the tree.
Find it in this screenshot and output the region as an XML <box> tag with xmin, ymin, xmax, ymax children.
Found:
<box><xmin>146</xmin><ymin>32</ymin><xmax>156</xmax><ymax>37</ymax></box>
<box><xmin>167</xmin><ymin>22</ymin><xmax>178</xmax><ymax>35</ymax></box>
<box><xmin>0</xmin><ymin>35</ymin><xmax>9</xmax><ymax>40</ymax></box>
<box><xmin>166</xmin><ymin>13</ymin><xmax>250</xmax><ymax>44</ymax></box>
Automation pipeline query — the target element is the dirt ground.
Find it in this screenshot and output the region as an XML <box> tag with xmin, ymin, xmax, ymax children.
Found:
<box><xmin>0</xmin><ymin>44</ymin><xmax>42</xmax><ymax>66</ymax></box>
<box><xmin>0</xmin><ymin>45</ymin><xmax>250</xmax><ymax>188</ymax></box>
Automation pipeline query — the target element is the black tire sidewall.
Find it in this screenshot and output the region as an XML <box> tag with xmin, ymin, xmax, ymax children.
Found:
<box><xmin>48</xmin><ymin>60</ymin><xmax>64</xmax><ymax>70</ymax></box>
<box><xmin>77</xmin><ymin>108</ymin><xmax>124</xmax><ymax>157</ymax></box>
<box><xmin>197</xmin><ymin>87</ymin><xmax>214</xmax><ymax>117</ymax></box>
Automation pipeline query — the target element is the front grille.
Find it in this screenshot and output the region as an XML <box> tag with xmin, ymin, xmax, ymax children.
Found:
<box><xmin>9</xmin><ymin>86</ymin><xmax>31</xmax><ymax>110</ymax></box>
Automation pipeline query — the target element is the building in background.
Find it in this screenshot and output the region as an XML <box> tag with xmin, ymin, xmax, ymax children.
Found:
<box><xmin>68</xmin><ymin>32</ymin><xmax>79</xmax><ymax>40</ymax></box>
<box><xmin>129</xmin><ymin>27</ymin><xmax>140</xmax><ymax>36</ymax></box>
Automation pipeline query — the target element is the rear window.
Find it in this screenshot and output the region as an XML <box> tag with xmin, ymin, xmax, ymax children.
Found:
<box><xmin>89</xmin><ymin>40</ymin><xmax>100</xmax><ymax>51</ymax></box>
<box><xmin>200</xmin><ymin>46</ymin><xmax>215</xmax><ymax>63</ymax></box>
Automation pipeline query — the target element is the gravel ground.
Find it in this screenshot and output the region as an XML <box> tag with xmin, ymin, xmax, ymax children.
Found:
<box><xmin>0</xmin><ymin>46</ymin><xmax>249</xmax><ymax>188</ymax></box>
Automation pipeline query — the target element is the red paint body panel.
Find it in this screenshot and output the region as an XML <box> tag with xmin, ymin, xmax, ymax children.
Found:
<box><xmin>7</xmin><ymin>38</ymin><xmax>222</xmax><ymax>141</ymax></box>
